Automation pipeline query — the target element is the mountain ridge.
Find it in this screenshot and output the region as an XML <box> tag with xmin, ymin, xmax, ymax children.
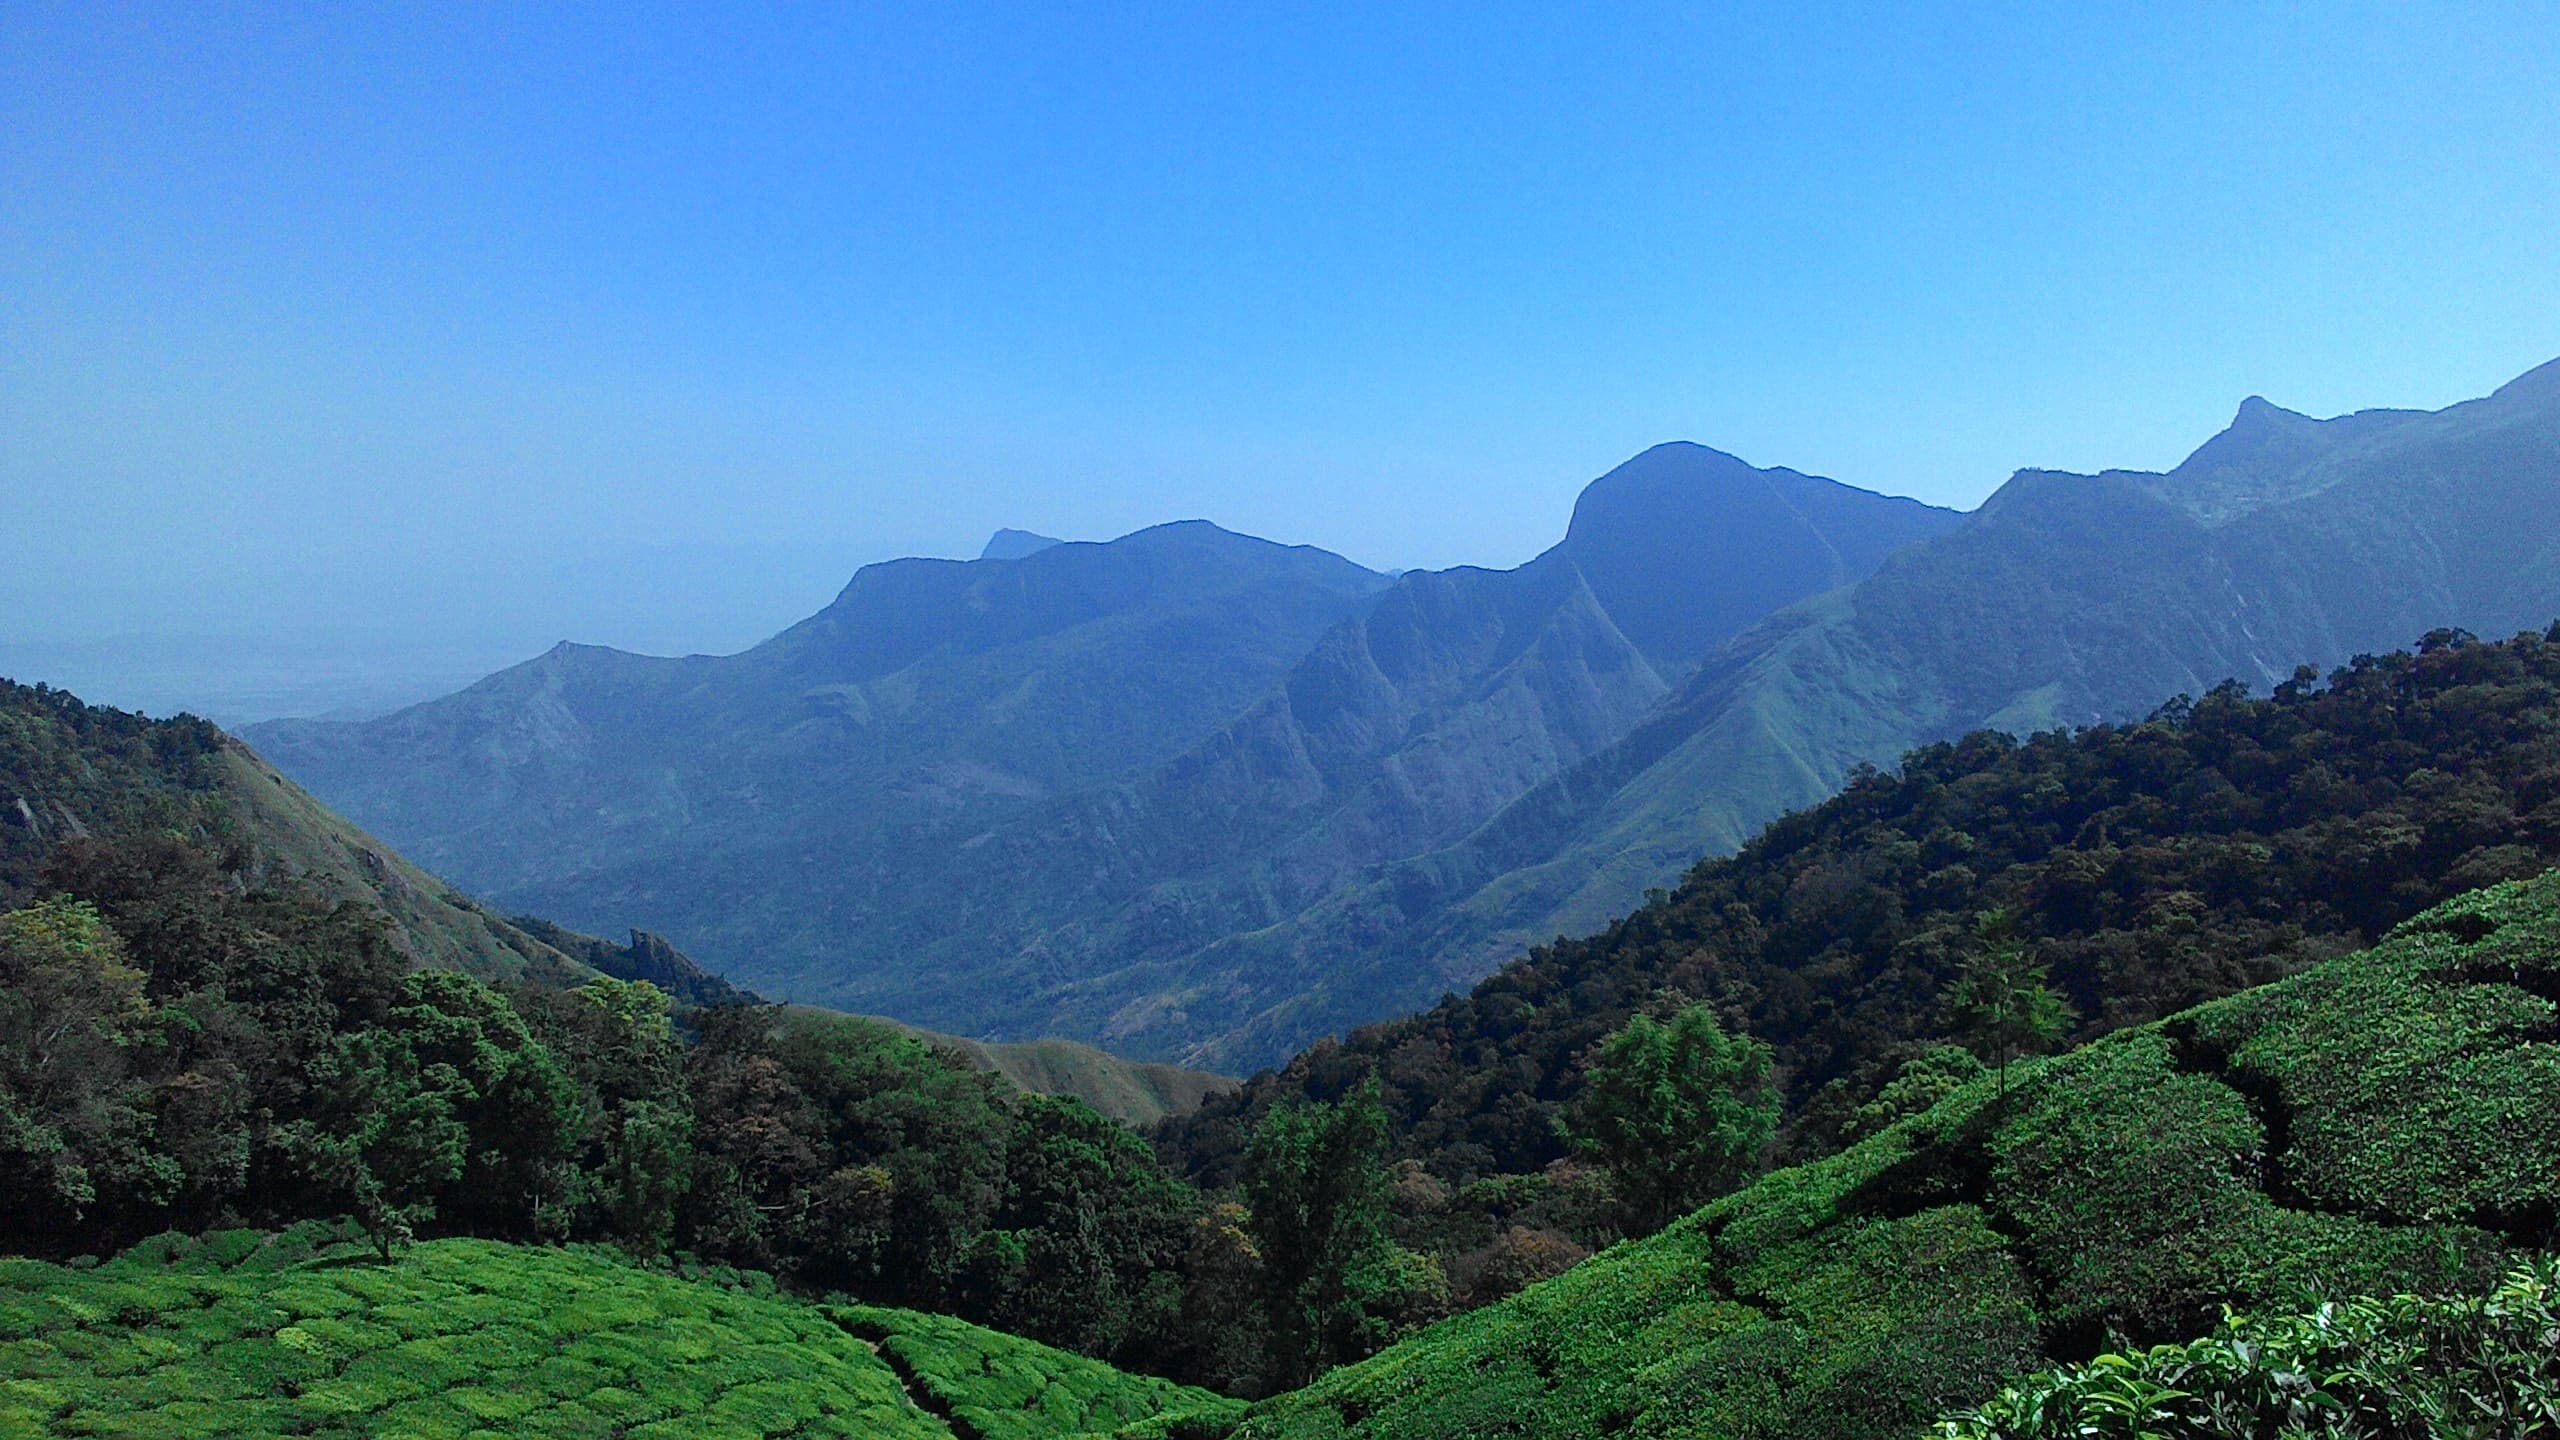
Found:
<box><xmin>251</xmin><ymin>448</ymin><xmax>1959</xmax><ymax>1062</ymax></box>
<box><xmin>1154</xmin><ymin>357</ymin><xmax>2560</xmax><ymax>1066</ymax></box>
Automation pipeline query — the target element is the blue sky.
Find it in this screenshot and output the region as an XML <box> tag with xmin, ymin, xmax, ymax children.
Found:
<box><xmin>5</xmin><ymin>2</ymin><xmax>2558</xmax><ymax>692</ymax></box>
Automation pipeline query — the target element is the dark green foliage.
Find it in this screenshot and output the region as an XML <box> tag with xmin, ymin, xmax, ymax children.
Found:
<box><xmin>1171</xmin><ymin>626</ymin><xmax>2560</xmax><ymax>1193</ymax></box>
<box><xmin>973</xmin><ymin>1094</ymin><xmax>1195</xmax><ymax>1362</ymax></box>
<box><xmin>0</xmin><ymin>1228</ymin><xmax>1214</xmax><ymax>1439</ymax></box>
<box><xmin>282</xmin><ymin>968</ymin><xmax>586</xmax><ymax>1257</ymax></box>
<box><xmin>1564</xmin><ymin>1004</ymin><xmax>1778</xmax><ymax>1231</ymax></box>
<box><xmin>0</xmin><ymin>899</ymin><xmax>165</xmax><ymax>1229</ymax></box>
<box><xmin>0</xmin><ymin>679</ymin><xmax>227</xmax><ymax>904</ymax></box>
<box><xmin>1938</xmin><ymin>1260</ymin><xmax>2560</xmax><ymax>1438</ymax></box>
<box><xmin>1224</xmin><ymin>867</ymin><xmax>2560</xmax><ymax>1439</ymax></box>
<box><xmin>1239</xmin><ymin>1084</ymin><xmax>1440</xmax><ymax>1392</ymax></box>
<box><xmin>1947</xmin><ymin>910</ymin><xmax>2075</xmax><ymax>1102</ymax></box>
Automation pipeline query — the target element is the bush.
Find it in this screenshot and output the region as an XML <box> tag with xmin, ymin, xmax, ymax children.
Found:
<box><xmin>1937</xmin><ymin>1260</ymin><xmax>2560</xmax><ymax>1438</ymax></box>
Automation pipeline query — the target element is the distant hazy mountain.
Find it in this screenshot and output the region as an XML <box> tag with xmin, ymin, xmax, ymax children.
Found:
<box><xmin>679</xmin><ymin>445</ymin><xmax>1958</xmax><ymax>1052</ymax></box>
<box><xmin>1158</xmin><ymin>357</ymin><xmax>2560</xmax><ymax>1067</ymax></box>
<box><xmin>250</xmin><ymin>451</ymin><xmax>1957</xmax><ymax>1063</ymax></box>
<box><xmin>980</xmin><ymin>528</ymin><xmax>1066</xmax><ymax>560</ymax></box>
<box><xmin>243</xmin><ymin>520</ymin><xmax>1390</xmax><ymax>972</ymax></box>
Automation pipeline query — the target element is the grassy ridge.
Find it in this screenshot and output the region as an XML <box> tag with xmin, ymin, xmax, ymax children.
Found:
<box><xmin>1226</xmin><ymin>868</ymin><xmax>2560</xmax><ymax>1439</ymax></box>
<box><xmin>876</xmin><ymin>1021</ymin><xmax>1239</xmax><ymax>1126</ymax></box>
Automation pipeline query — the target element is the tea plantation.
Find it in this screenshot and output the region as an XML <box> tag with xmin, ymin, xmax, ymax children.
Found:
<box><xmin>0</xmin><ymin>1226</ymin><xmax>1229</xmax><ymax>1439</ymax></box>
<box><xmin>836</xmin><ymin>1306</ymin><xmax>1245</xmax><ymax>1440</ymax></box>
<box><xmin>1228</xmin><ymin>868</ymin><xmax>2560</xmax><ymax>1440</ymax></box>
<box><xmin>1937</xmin><ymin>1258</ymin><xmax>2560</xmax><ymax>1438</ymax></box>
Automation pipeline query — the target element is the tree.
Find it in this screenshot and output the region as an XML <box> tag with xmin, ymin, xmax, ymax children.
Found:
<box><xmin>0</xmin><ymin>898</ymin><xmax>169</xmax><ymax>1239</ymax></box>
<box><xmin>976</xmin><ymin>1093</ymin><xmax>1195</xmax><ymax>1363</ymax></box>
<box><xmin>1240</xmin><ymin>1082</ymin><xmax>1415</xmax><ymax>1391</ymax></box>
<box><xmin>1566</xmin><ymin>1003</ymin><xmax>1780</xmax><ymax>1233</ymax></box>
<box><xmin>527</xmin><ymin>977</ymin><xmax>693</xmax><ymax>1250</ymax></box>
<box><xmin>1947</xmin><ymin>908</ymin><xmax>2076</xmax><ymax>1102</ymax></box>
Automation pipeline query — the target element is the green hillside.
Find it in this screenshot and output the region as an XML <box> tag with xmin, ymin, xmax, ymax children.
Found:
<box><xmin>1170</xmin><ymin>624</ymin><xmax>2560</xmax><ymax>1189</ymax></box>
<box><xmin>1</xmin><ymin>678</ymin><xmax>589</xmax><ymax>989</ymax></box>
<box><xmin>0</xmin><ymin>1227</ymin><xmax>1228</xmax><ymax>1439</ymax></box>
<box><xmin>1223</xmin><ymin>866</ymin><xmax>2560</xmax><ymax>1440</ymax></box>
<box><xmin>878</xmin><ymin>1022</ymin><xmax>1238</xmax><ymax>1127</ymax></box>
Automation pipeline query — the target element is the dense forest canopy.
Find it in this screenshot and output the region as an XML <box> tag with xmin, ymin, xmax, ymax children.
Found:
<box><xmin>0</xmin><ymin>679</ymin><xmax>1441</xmax><ymax>1396</ymax></box>
<box><xmin>1166</xmin><ymin>623</ymin><xmax>2560</xmax><ymax>1185</ymax></box>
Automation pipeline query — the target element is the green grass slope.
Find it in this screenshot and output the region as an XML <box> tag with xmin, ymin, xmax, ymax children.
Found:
<box><xmin>1227</xmin><ymin>868</ymin><xmax>2560</xmax><ymax>1440</ymax></box>
<box><xmin>837</xmin><ymin>1305</ymin><xmax>1245</xmax><ymax>1440</ymax></box>
<box><xmin>880</xmin><ymin>1022</ymin><xmax>1239</xmax><ymax>1125</ymax></box>
<box><xmin>0</xmin><ymin>1228</ymin><xmax>1230</xmax><ymax>1440</ymax></box>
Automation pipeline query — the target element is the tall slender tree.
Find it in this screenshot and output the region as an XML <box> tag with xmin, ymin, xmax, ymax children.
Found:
<box><xmin>1947</xmin><ymin>908</ymin><xmax>2076</xmax><ymax>1102</ymax></box>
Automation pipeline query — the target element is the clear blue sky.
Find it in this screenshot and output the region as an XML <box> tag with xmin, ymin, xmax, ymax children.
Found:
<box><xmin>5</xmin><ymin>2</ymin><xmax>2558</xmax><ymax>675</ymax></box>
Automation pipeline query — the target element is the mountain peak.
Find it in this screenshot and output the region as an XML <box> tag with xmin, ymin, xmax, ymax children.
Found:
<box><xmin>2160</xmin><ymin>390</ymin><xmax>2428</xmax><ymax>523</ymax></box>
<box><xmin>1557</xmin><ymin>442</ymin><xmax>1962</xmax><ymax>666</ymax></box>
<box><xmin>980</xmin><ymin>528</ymin><xmax>1064</xmax><ymax>561</ymax></box>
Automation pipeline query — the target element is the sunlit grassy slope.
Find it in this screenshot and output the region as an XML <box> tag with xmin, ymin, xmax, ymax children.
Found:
<box><xmin>1227</xmin><ymin>867</ymin><xmax>2560</xmax><ymax>1440</ymax></box>
<box><xmin>0</xmin><ymin>1227</ymin><xmax>1230</xmax><ymax>1439</ymax></box>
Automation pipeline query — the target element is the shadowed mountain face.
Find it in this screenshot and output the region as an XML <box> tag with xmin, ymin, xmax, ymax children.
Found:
<box><xmin>245</xmin><ymin>520</ymin><xmax>1389</xmax><ymax>910</ymax></box>
<box><xmin>1170</xmin><ymin>358</ymin><xmax>2560</xmax><ymax>1069</ymax></box>
<box><xmin>979</xmin><ymin>528</ymin><xmax>1065</xmax><ymax>560</ymax></box>
<box><xmin>248</xmin><ymin>450</ymin><xmax>1958</xmax><ymax>1064</ymax></box>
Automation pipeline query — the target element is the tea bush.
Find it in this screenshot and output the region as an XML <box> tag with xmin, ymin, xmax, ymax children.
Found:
<box><xmin>0</xmin><ymin>1225</ymin><xmax>1223</xmax><ymax>1438</ymax></box>
<box><xmin>1937</xmin><ymin>1259</ymin><xmax>2560</xmax><ymax>1438</ymax></box>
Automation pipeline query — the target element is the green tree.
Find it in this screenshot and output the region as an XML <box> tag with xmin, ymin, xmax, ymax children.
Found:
<box><xmin>529</xmin><ymin>977</ymin><xmax>693</xmax><ymax>1250</ymax></box>
<box><xmin>281</xmin><ymin>1028</ymin><xmax>469</xmax><ymax>1260</ymax></box>
<box><xmin>1566</xmin><ymin>1003</ymin><xmax>1781</xmax><ymax>1233</ymax></box>
<box><xmin>283</xmin><ymin>968</ymin><xmax>583</xmax><ymax>1258</ymax></box>
<box><xmin>1240</xmin><ymin>1082</ymin><xmax>1417</xmax><ymax>1390</ymax></box>
<box><xmin>0</xmin><ymin>898</ymin><xmax>172</xmax><ymax>1236</ymax></box>
<box><xmin>977</xmin><ymin>1093</ymin><xmax>1196</xmax><ymax>1363</ymax></box>
<box><xmin>1946</xmin><ymin>908</ymin><xmax>2076</xmax><ymax>1102</ymax></box>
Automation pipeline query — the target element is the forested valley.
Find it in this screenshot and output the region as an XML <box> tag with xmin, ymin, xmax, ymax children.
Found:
<box><xmin>11</xmin><ymin>622</ymin><xmax>2560</xmax><ymax>1437</ymax></box>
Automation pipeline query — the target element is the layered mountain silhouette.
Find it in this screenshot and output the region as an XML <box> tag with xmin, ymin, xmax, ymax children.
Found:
<box><xmin>1159</xmin><ymin>359</ymin><xmax>2560</xmax><ymax>1067</ymax></box>
<box><xmin>247</xmin><ymin>449</ymin><xmax>1957</xmax><ymax>1063</ymax></box>
<box><xmin>249</xmin><ymin>362</ymin><xmax>2560</xmax><ymax>1069</ymax></box>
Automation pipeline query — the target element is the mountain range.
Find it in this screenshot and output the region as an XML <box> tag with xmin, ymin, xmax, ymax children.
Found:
<box><xmin>246</xmin><ymin>447</ymin><xmax>1956</xmax><ymax>1064</ymax></box>
<box><xmin>245</xmin><ymin>358</ymin><xmax>2560</xmax><ymax>1070</ymax></box>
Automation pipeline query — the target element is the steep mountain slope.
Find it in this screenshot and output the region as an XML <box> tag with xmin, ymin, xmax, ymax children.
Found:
<box><xmin>1227</xmin><ymin>868</ymin><xmax>2560</xmax><ymax>1440</ymax></box>
<box><xmin>253</xmin><ymin>453</ymin><xmax>1956</xmax><ymax>1058</ymax></box>
<box><xmin>2</xmin><ymin>677</ymin><xmax>591</xmax><ymax>987</ymax></box>
<box><xmin>1184</xmin><ymin>358</ymin><xmax>2560</xmax><ymax>1067</ymax></box>
<box><xmin>246</xmin><ymin>521</ymin><xmax>1389</xmax><ymax>906</ymax></box>
<box><xmin>1164</xmin><ymin>626</ymin><xmax>2560</xmax><ymax>1183</ymax></box>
